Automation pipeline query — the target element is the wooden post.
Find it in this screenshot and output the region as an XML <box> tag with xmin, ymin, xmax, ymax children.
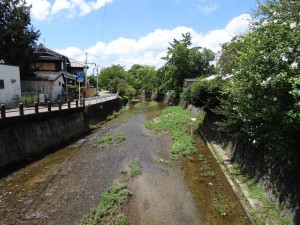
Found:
<box><xmin>75</xmin><ymin>99</ymin><xmax>78</xmax><ymax>108</ymax></box>
<box><xmin>47</xmin><ymin>101</ymin><xmax>51</xmax><ymax>112</ymax></box>
<box><xmin>58</xmin><ymin>100</ymin><xmax>62</xmax><ymax>110</ymax></box>
<box><xmin>19</xmin><ymin>103</ymin><xmax>24</xmax><ymax>116</ymax></box>
<box><xmin>68</xmin><ymin>100</ymin><xmax>71</xmax><ymax>109</ymax></box>
<box><xmin>0</xmin><ymin>104</ymin><xmax>6</xmax><ymax>119</ymax></box>
<box><xmin>34</xmin><ymin>102</ymin><xmax>39</xmax><ymax>114</ymax></box>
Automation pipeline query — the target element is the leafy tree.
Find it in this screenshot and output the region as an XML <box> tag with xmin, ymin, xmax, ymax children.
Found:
<box><xmin>88</xmin><ymin>75</ymin><xmax>97</xmax><ymax>88</ymax></box>
<box><xmin>216</xmin><ymin>0</ymin><xmax>300</xmax><ymax>151</ymax></box>
<box><xmin>182</xmin><ymin>78</ymin><xmax>223</xmax><ymax>111</ymax></box>
<box><xmin>216</xmin><ymin>37</ymin><xmax>245</xmax><ymax>76</ymax></box>
<box><xmin>128</xmin><ymin>64</ymin><xmax>157</xmax><ymax>91</ymax></box>
<box><xmin>99</xmin><ymin>64</ymin><xmax>136</xmax><ymax>98</ymax></box>
<box><xmin>160</xmin><ymin>32</ymin><xmax>215</xmax><ymax>100</ymax></box>
<box><xmin>0</xmin><ymin>0</ymin><xmax>40</xmax><ymax>78</ymax></box>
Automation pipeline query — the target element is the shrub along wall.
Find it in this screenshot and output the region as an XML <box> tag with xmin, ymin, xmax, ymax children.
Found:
<box><xmin>197</xmin><ymin>110</ymin><xmax>300</xmax><ymax>225</ymax></box>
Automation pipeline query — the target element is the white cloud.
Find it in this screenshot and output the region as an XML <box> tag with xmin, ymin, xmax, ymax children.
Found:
<box><xmin>55</xmin><ymin>14</ymin><xmax>252</xmax><ymax>70</ymax></box>
<box><xmin>196</xmin><ymin>1</ymin><xmax>219</xmax><ymax>14</ymax></box>
<box><xmin>26</xmin><ymin>0</ymin><xmax>113</xmax><ymax>21</ymax></box>
<box><xmin>52</xmin><ymin>0</ymin><xmax>71</xmax><ymax>14</ymax></box>
<box><xmin>26</xmin><ymin>0</ymin><xmax>51</xmax><ymax>21</ymax></box>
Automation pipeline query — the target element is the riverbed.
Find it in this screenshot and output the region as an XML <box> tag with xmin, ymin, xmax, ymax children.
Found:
<box><xmin>0</xmin><ymin>101</ymin><xmax>251</xmax><ymax>225</ymax></box>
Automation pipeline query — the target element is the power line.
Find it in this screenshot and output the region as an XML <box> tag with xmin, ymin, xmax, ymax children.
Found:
<box><xmin>87</xmin><ymin>53</ymin><xmax>165</xmax><ymax>67</ymax></box>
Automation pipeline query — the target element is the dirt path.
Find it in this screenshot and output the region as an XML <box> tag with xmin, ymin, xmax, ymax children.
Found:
<box><xmin>0</xmin><ymin>102</ymin><xmax>250</xmax><ymax>225</ymax></box>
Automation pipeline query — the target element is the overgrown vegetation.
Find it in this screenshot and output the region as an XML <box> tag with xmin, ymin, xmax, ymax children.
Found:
<box><xmin>97</xmin><ymin>134</ymin><xmax>113</xmax><ymax>144</ymax></box>
<box><xmin>146</xmin><ymin>106</ymin><xmax>196</xmax><ymax>159</ymax></box>
<box><xmin>129</xmin><ymin>160</ymin><xmax>141</xmax><ymax>177</ymax></box>
<box><xmin>97</xmin><ymin>133</ymin><xmax>126</xmax><ymax>146</ymax></box>
<box><xmin>231</xmin><ymin>164</ymin><xmax>291</xmax><ymax>225</ymax></box>
<box><xmin>80</xmin><ymin>184</ymin><xmax>132</xmax><ymax>225</ymax></box>
<box><xmin>148</xmin><ymin>101</ymin><xmax>158</xmax><ymax>108</ymax></box>
<box><xmin>133</xmin><ymin>102</ymin><xmax>142</xmax><ymax>109</ymax></box>
<box><xmin>114</xmin><ymin>134</ymin><xmax>126</xmax><ymax>144</ymax></box>
<box><xmin>106</xmin><ymin>111</ymin><xmax>121</xmax><ymax>121</ymax></box>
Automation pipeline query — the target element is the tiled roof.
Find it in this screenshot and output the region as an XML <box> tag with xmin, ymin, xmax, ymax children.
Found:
<box><xmin>24</xmin><ymin>71</ymin><xmax>76</xmax><ymax>81</ymax></box>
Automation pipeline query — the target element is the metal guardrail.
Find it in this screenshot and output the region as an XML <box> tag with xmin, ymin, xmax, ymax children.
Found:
<box><xmin>0</xmin><ymin>94</ymin><xmax>118</xmax><ymax>119</ymax></box>
<box><xmin>84</xmin><ymin>94</ymin><xmax>118</xmax><ymax>105</ymax></box>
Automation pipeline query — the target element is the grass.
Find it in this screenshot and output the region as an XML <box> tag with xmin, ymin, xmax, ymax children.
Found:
<box><xmin>129</xmin><ymin>160</ymin><xmax>141</xmax><ymax>177</ymax></box>
<box><xmin>134</xmin><ymin>102</ymin><xmax>142</xmax><ymax>109</ymax></box>
<box><xmin>97</xmin><ymin>134</ymin><xmax>113</xmax><ymax>144</ymax></box>
<box><xmin>80</xmin><ymin>184</ymin><xmax>132</xmax><ymax>225</ymax></box>
<box><xmin>211</xmin><ymin>190</ymin><xmax>232</xmax><ymax>216</ymax></box>
<box><xmin>114</xmin><ymin>134</ymin><xmax>126</xmax><ymax>144</ymax></box>
<box><xmin>231</xmin><ymin>164</ymin><xmax>291</xmax><ymax>225</ymax></box>
<box><xmin>146</xmin><ymin>106</ymin><xmax>197</xmax><ymax>159</ymax></box>
<box><xmin>106</xmin><ymin>110</ymin><xmax>121</xmax><ymax>121</ymax></box>
<box><xmin>97</xmin><ymin>133</ymin><xmax>126</xmax><ymax>147</ymax></box>
<box><xmin>142</xmin><ymin>131</ymin><xmax>149</xmax><ymax>136</ymax></box>
<box><xmin>88</xmin><ymin>123</ymin><xmax>102</xmax><ymax>130</ymax></box>
<box><xmin>195</xmin><ymin>110</ymin><xmax>206</xmax><ymax>129</ymax></box>
<box><xmin>148</xmin><ymin>101</ymin><xmax>158</xmax><ymax>108</ymax></box>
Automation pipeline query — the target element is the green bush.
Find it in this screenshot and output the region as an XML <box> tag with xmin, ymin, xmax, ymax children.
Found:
<box><xmin>181</xmin><ymin>78</ymin><xmax>223</xmax><ymax>111</ymax></box>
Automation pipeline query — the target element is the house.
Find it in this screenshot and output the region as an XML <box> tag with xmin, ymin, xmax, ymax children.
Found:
<box><xmin>0</xmin><ymin>64</ymin><xmax>21</xmax><ymax>106</ymax></box>
<box><xmin>21</xmin><ymin>44</ymin><xmax>78</xmax><ymax>102</ymax></box>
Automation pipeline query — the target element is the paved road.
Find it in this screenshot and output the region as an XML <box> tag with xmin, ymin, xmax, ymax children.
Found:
<box><xmin>1</xmin><ymin>93</ymin><xmax>118</xmax><ymax>118</ymax></box>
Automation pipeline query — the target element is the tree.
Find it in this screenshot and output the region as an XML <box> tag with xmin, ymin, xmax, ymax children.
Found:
<box><xmin>128</xmin><ymin>64</ymin><xmax>157</xmax><ymax>91</ymax></box>
<box><xmin>160</xmin><ymin>32</ymin><xmax>215</xmax><ymax>100</ymax></box>
<box><xmin>216</xmin><ymin>0</ymin><xmax>300</xmax><ymax>151</ymax></box>
<box><xmin>216</xmin><ymin>37</ymin><xmax>245</xmax><ymax>76</ymax></box>
<box><xmin>99</xmin><ymin>64</ymin><xmax>136</xmax><ymax>98</ymax></box>
<box><xmin>0</xmin><ymin>0</ymin><xmax>40</xmax><ymax>78</ymax></box>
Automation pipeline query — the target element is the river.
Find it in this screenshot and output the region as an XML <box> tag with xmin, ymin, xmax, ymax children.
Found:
<box><xmin>0</xmin><ymin>101</ymin><xmax>251</xmax><ymax>225</ymax></box>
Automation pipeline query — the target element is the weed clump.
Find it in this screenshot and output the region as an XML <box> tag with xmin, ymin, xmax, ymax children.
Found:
<box><xmin>114</xmin><ymin>134</ymin><xmax>126</xmax><ymax>144</ymax></box>
<box><xmin>80</xmin><ymin>184</ymin><xmax>132</xmax><ymax>225</ymax></box>
<box><xmin>148</xmin><ymin>101</ymin><xmax>158</xmax><ymax>108</ymax></box>
<box><xmin>146</xmin><ymin>106</ymin><xmax>197</xmax><ymax>159</ymax></box>
<box><xmin>97</xmin><ymin>134</ymin><xmax>113</xmax><ymax>144</ymax></box>
<box><xmin>129</xmin><ymin>160</ymin><xmax>141</xmax><ymax>177</ymax></box>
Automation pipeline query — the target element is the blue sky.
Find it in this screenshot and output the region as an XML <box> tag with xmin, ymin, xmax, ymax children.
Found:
<box><xmin>25</xmin><ymin>0</ymin><xmax>257</xmax><ymax>71</ymax></box>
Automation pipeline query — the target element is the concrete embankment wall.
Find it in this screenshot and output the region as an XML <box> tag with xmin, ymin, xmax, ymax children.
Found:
<box><xmin>0</xmin><ymin>108</ymin><xmax>88</xmax><ymax>169</ymax></box>
<box><xmin>0</xmin><ymin>98</ymin><xmax>126</xmax><ymax>170</ymax></box>
<box><xmin>195</xmin><ymin>109</ymin><xmax>300</xmax><ymax>224</ymax></box>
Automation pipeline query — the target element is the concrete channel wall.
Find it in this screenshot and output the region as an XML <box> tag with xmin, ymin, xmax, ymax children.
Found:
<box><xmin>0</xmin><ymin>98</ymin><xmax>125</xmax><ymax>170</ymax></box>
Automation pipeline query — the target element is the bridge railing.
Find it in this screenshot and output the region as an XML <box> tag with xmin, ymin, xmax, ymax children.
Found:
<box><xmin>0</xmin><ymin>93</ymin><xmax>118</xmax><ymax>119</ymax></box>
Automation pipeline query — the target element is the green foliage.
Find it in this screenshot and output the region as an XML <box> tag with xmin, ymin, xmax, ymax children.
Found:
<box><xmin>129</xmin><ymin>160</ymin><xmax>141</xmax><ymax>177</ymax></box>
<box><xmin>148</xmin><ymin>101</ymin><xmax>158</xmax><ymax>108</ymax></box>
<box><xmin>147</xmin><ymin>106</ymin><xmax>197</xmax><ymax>159</ymax></box>
<box><xmin>232</xmin><ymin>164</ymin><xmax>291</xmax><ymax>225</ymax></box>
<box><xmin>128</xmin><ymin>64</ymin><xmax>157</xmax><ymax>91</ymax></box>
<box><xmin>158</xmin><ymin>33</ymin><xmax>215</xmax><ymax>100</ymax></box>
<box><xmin>97</xmin><ymin>134</ymin><xmax>113</xmax><ymax>144</ymax></box>
<box><xmin>80</xmin><ymin>184</ymin><xmax>132</xmax><ymax>225</ymax></box>
<box><xmin>0</xmin><ymin>0</ymin><xmax>40</xmax><ymax>78</ymax></box>
<box><xmin>181</xmin><ymin>78</ymin><xmax>223</xmax><ymax>111</ymax></box>
<box><xmin>87</xmin><ymin>75</ymin><xmax>97</xmax><ymax>88</ymax></box>
<box><xmin>114</xmin><ymin>134</ymin><xmax>126</xmax><ymax>144</ymax></box>
<box><xmin>106</xmin><ymin>110</ymin><xmax>121</xmax><ymax>121</ymax></box>
<box><xmin>215</xmin><ymin>0</ymin><xmax>300</xmax><ymax>154</ymax></box>
<box><xmin>66</xmin><ymin>84</ymin><xmax>79</xmax><ymax>99</ymax></box>
<box><xmin>20</xmin><ymin>95</ymin><xmax>38</xmax><ymax>105</ymax></box>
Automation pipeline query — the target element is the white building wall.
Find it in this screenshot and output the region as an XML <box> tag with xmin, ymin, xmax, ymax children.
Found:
<box><xmin>0</xmin><ymin>64</ymin><xmax>21</xmax><ymax>105</ymax></box>
<box><xmin>53</xmin><ymin>76</ymin><xmax>64</xmax><ymax>101</ymax></box>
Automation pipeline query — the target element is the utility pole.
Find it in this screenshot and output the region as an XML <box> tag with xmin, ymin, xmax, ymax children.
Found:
<box><xmin>96</xmin><ymin>65</ymin><xmax>99</xmax><ymax>95</ymax></box>
<box><xmin>85</xmin><ymin>52</ymin><xmax>88</xmax><ymax>89</ymax></box>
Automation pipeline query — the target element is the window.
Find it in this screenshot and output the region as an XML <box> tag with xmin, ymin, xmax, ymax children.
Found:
<box><xmin>0</xmin><ymin>80</ymin><xmax>4</xmax><ymax>89</ymax></box>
